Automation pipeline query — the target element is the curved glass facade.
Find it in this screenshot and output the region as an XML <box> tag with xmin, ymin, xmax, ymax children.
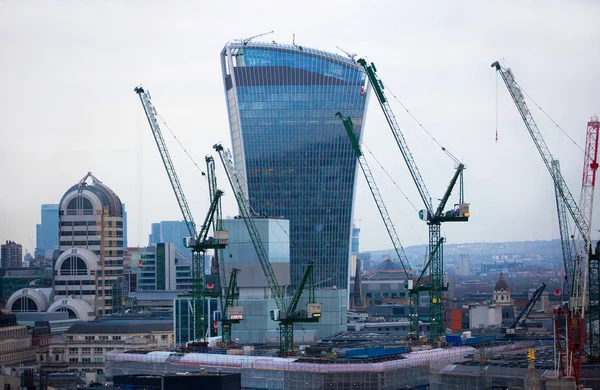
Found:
<box><xmin>221</xmin><ymin>42</ymin><xmax>369</xmax><ymax>289</ymax></box>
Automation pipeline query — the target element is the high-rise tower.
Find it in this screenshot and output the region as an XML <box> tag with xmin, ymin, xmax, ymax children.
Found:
<box><xmin>35</xmin><ymin>204</ymin><xmax>59</xmax><ymax>258</ymax></box>
<box><xmin>56</xmin><ymin>172</ymin><xmax>124</xmax><ymax>316</ymax></box>
<box><xmin>221</xmin><ymin>41</ymin><xmax>369</xmax><ymax>289</ymax></box>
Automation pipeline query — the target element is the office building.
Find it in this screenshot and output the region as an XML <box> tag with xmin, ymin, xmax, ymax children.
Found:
<box><xmin>57</xmin><ymin>172</ymin><xmax>125</xmax><ymax>316</ymax></box>
<box><xmin>149</xmin><ymin>221</ymin><xmax>191</xmax><ymax>260</ymax></box>
<box><xmin>136</xmin><ymin>243</ymin><xmax>192</xmax><ymax>292</ymax></box>
<box><xmin>35</xmin><ymin>204</ymin><xmax>59</xmax><ymax>258</ymax></box>
<box><xmin>456</xmin><ymin>254</ymin><xmax>470</xmax><ymax>276</ymax></box>
<box><xmin>221</xmin><ymin>41</ymin><xmax>369</xmax><ymax>289</ymax></box>
<box><xmin>1</xmin><ymin>241</ymin><xmax>22</xmax><ymax>268</ymax></box>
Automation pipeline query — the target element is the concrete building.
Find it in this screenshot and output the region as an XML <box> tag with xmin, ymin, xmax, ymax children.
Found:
<box><xmin>137</xmin><ymin>243</ymin><xmax>192</xmax><ymax>292</ymax></box>
<box><xmin>35</xmin><ymin>204</ymin><xmax>59</xmax><ymax>258</ymax></box>
<box><xmin>149</xmin><ymin>221</ymin><xmax>191</xmax><ymax>261</ymax></box>
<box><xmin>0</xmin><ymin>311</ymin><xmax>37</xmax><ymax>369</ymax></box>
<box><xmin>455</xmin><ymin>254</ymin><xmax>470</xmax><ymax>276</ymax></box>
<box><xmin>47</xmin><ymin>319</ymin><xmax>173</xmax><ymax>373</ymax></box>
<box><xmin>469</xmin><ymin>273</ymin><xmax>515</xmax><ymax>329</ymax></box>
<box><xmin>1</xmin><ymin>241</ymin><xmax>22</xmax><ymax>268</ymax></box>
<box><xmin>0</xmin><ymin>267</ymin><xmax>48</xmax><ymax>308</ymax></box>
<box><xmin>222</xmin><ymin>218</ymin><xmax>290</xmax><ymax>296</ymax></box>
<box><xmin>58</xmin><ymin>172</ymin><xmax>124</xmax><ymax>316</ymax></box>
<box><xmin>221</xmin><ymin>41</ymin><xmax>369</xmax><ymax>291</ymax></box>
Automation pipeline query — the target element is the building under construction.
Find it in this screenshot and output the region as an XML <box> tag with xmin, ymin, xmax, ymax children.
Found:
<box><xmin>105</xmin><ymin>342</ymin><xmax>524</xmax><ymax>390</ymax></box>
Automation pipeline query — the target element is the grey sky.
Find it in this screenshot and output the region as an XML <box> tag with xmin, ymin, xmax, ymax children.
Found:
<box><xmin>1</xmin><ymin>0</ymin><xmax>599</xmax><ymax>255</ymax></box>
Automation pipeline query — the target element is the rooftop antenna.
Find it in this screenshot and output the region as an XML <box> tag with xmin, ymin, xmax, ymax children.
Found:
<box><xmin>293</xmin><ymin>33</ymin><xmax>295</xmax><ymax>46</ymax></box>
<box><xmin>336</xmin><ymin>46</ymin><xmax>357</xmax><ymax>61</ymax></box>
<box><xmin>239</xmin><ymin>30</ymin><xmax>275</xmax><ymax>45</ymax></box>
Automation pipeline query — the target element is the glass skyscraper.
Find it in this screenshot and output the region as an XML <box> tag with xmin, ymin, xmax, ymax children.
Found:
<box><xmin>149</xmin><ymin>221</ymin><xmax>191</xmax><ymax>260</ymax></box>
<box><xmin>221</xmin><ymin>42</ymin><xmax>369</xmax><ymax>289</ymax></box>
<box><xmin>35</xmin><ymin>204</ymin><xmax>59</xmax><ymax>258</ymax></box>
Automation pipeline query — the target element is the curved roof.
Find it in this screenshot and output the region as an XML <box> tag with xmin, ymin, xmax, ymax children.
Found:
<box><xmin>48</xmin><ymin>298</ymin><xmax>95</xmax><ymax>321</ymax></box>
<box><xmin>224</xmin><ymin>41</ymin><xmax>361</xmax><ymax>69</ymax></box>
<box><xmin>6</xmin><ymin>288</ymin><xmax>52</xmax><ymax>312</ymax></box>
<box><xmin>54</xmin><ymin>248</ymin><xmax>100</xmax><ymax>272</ymax></box>
<box><xmin>59</xmin><ymin>172</ymin><xmax>122</xmax><ymax>217</ymax></box>
<box><xmin>494</xmin><ymin>273</ymin><xmax>509</xmax><ymax>291</ymax></box>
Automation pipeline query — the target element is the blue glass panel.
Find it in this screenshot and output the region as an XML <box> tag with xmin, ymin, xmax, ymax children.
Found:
<box><xmin>224</xmin><ymin>44</ymin><xmax>368</xmax><ymax>289</ymax></box>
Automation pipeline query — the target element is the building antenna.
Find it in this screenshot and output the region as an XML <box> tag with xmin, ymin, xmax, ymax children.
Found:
<box><xmin>336</xmin><ymin>46</ymin><xmax>357</xmax><ymax>61</ymax></box>
<box><xmin>239</xmin><ymin>30</ymin><xmax>275</xmax><ymax>45</ymax></box>
<box><xmin>293</xmin><ymin>33</ymin><xmax>295</xmax><ymax>46</ymax></box>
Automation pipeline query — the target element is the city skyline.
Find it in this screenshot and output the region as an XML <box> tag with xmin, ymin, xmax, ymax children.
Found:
<box><xmin>1</xmin><ymin>1</ymin><xmax>600</xmax><ymax>256</ymax></box>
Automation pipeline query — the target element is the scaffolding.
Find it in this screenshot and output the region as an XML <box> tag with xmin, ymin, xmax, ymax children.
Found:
<box><xmin>104</xmin><ymin>345</ymin><xmax>519</xmax><ymax>389</ymax></box>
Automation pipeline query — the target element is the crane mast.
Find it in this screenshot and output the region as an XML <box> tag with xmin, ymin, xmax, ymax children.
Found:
<box><xmin>490</xmin><ymin>63</ymin><xmax>589</xmax><ymax>244</ymax></box>
<box><xmin>206</xmin><ymin>156</ymin><xmax>227</xmax><ymax>302</ymax></box>
<box><xmin>553</xmin><ymin>160</ymin><xmax>574</xmax><ymax>298</ymax></box>
<box><xmin>134</xmin><ymin>86</ymin><xmax>196</xmax><ymax>238</ymax></box>
<box><xmin>357</xmin><ymin>59</ymin><xmax>433</xmax><ymax>214</ymax></box>
<box><xmin>214</xmin><ymin>143</ymin><xmax>320</xmax><ymax>356</ymax></box>
<box><xmin>214</xmin><ymin>144</ymin><xmax>286</xmax><ymax>311</ymax></box>
<box><xmin>336</xmin><ymin>112</ymin><xmax>412</xmax><ymax>277</ymax></box>
<box><xmin>493</xmin><ymin>62</ymin><xmax>600</xmax><ymax>381</ymax></box>
<box><xmin>135</xmin><ymin>86</ymin><xmax>227</xmax><ymax>343</ymax></box>
<box><xmin>581</xmin><ymin>116</ymin><xmax>600</xmax><ymax>355</ymax></box>
<box><xmin>358</xmin><ymin>59</ymin><xmax>468</xmax><ymax>340</ymax></box>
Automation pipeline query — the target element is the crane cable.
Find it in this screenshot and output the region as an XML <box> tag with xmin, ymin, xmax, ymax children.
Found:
<box><xmin>155</xmin><ymin>111</ymin><xmax>207</xmax><ymax>175</ymax></box>
<box><xmin>519</xmin><ymin>86</ymin><xmax>583</xmax><ymax>153</ymax></box>
<box><xmin>361</xmin><ymin>141</ymin><xmax>419</xmax><ymax>213</ymax></box>
<box><xmin>384</xmin><ymin>84</ymin><xmax>461</xmax><ymax>166</ymax></box>
<box><xmin>496</xmin><ymin>61</ymin><xmax>583</xmax><ymax>152</ymax></box>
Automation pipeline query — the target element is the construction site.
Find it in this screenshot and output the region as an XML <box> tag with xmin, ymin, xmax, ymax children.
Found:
<box><xmin>125</xmin><ymin>38</ymin><xmax>600</xmax><ymax>390</ymax></box>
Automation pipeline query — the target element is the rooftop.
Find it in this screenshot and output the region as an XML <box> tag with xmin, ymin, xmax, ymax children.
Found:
<box><xmin>65</xmin><ymin>320</ymin><xmax>172</xmax><ymax>335</ymax></box>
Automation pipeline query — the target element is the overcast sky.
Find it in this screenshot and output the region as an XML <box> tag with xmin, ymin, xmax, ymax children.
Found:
<box><xmin>1</xmin><ymin>0</ymin><xmax>599</xmax><ymax>256</ymax></box>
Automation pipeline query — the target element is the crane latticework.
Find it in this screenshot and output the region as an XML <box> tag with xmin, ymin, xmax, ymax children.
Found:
<box><xmin>552</xmin><ymin>160</ymin><xmax>574</xmax><ymax>296</ymax></box>
<box><xmin>214</xmin><ymin>144</ymin><xmax>286</xmax><ymax>312</ymax></box>
<box><xmin>134</xmin><ymin>87</ymin><xmax>197</xmax><ymax>238</ymax></box>
<box><xmin>583</xmin><ymin>116</ymin><xmax>600</xmax><ymax>355</ymax></box>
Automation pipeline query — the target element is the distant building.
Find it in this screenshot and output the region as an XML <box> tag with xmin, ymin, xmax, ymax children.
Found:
<box><xmin>1</xmin><ymin>240</ymin><xmax>22</xmax><ymax>268</ymax></box>
<box><xmin>35</xmin><ymin>204</ymin><xmax>59</xmax><ymax>258</ymax></box>
<box><xmin>493</xmin><ymin>272</ymin><xmax>512</xmax><ymax>305</ymax></box>
<box><xmin>0</xmin><ymin>311</ymin><xmax>37</xmax><ymax>368</ymax></box>
<box><xmin>136</xmin><ymin>243</ymin><xmax>192</xmax><ymax>292</ymax></box>
<box><xmin>456</xmin><ymin>254</ymin><xmax>470</xmax><ymax>276</ymax></box>
<box><xmin>149</xmin><ymin>221</ymin><xmax>191</xmax><ymax>260</ymax></box>
<box><xmin>57</xmin><ymin>172</ymin><xmax>125</xmax><ymax>316</ymax></box>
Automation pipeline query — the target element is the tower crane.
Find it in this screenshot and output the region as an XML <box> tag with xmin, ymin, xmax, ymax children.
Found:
<box><xmin>135</xmin><ymin>86</ymin><xmax>228</xmax><ymax>342</ymax></box>
<box><xmin>336</xmin><ymin>113</ymin><xmax>412</xmax><ymax>278</ymax></box>
<box><xmin>205</xmin><ymin>155</ymin><xmax>243</xmax><ymax>342</ymax></box>
<box><xmin>492</xmin><ymin>61</ymin><xmax>600</xmax><ymax>381</ymax></box>
<box><xmin>214</xmin><ymin>144</ymin><xmax>320</xmax><ymax>356</ymax></box>
<box><xmin>220</xmin><ymin>267</ymin><xmax>242</xmax><ymax>347</ymax></box>
<box><xmin>357</xmin><ymin>59</ymin><xmax>469</xmax><ymax>340</ymax></box>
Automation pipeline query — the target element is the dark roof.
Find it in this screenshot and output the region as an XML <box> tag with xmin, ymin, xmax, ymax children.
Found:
<box><xmin>495</xmin><ymin>273</ymin><xmax>509</xmax><ymax>291</ymax></box>
<box><xmin>65</xmin><ymin>320</ymin><xmax>172</xmax><ymax>334</ymax></box>
<box><xmin>374</xmin><ymin>259</ymin><xmax>404</xmax><ymax>271</ymax></box>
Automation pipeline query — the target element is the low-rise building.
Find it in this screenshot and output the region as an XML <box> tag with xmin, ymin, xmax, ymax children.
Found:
<box><xmin>47</xmin><ymin>319</ymin><xmax>173</xmax><ymax>373</ymax></box>
<box><xmin>0</xmin><ymin>311</ymin><xmax>37</xmax><ymax>368</ymax></box>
